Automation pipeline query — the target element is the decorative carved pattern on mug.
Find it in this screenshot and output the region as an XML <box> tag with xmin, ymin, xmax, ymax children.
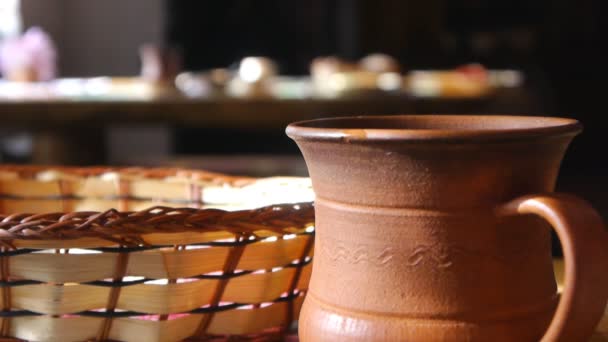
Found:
<box><xmin>319</xmin><ymin>239</ymin><xmax>394</xmax><ymax>266</ymax></box>
<box><xmin>407</xmin><ymin>245</ymin><xmax>453</xmax><ymax>268</ymax></box>
<box><xmin>319</xmin><ymin>237</ymin><xmax>549</xmax><ymax>268</ymax></box>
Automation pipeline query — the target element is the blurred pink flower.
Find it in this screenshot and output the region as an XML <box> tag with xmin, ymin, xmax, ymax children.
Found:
<box><xmin>0</xmin><ymin>27</ymin><xmax>57</xmax><ymax>81</ymax></box>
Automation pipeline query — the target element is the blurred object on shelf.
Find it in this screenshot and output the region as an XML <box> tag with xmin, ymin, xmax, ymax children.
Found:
<box><xmin>52</xmin><ymin>77</ymin><xmax>159</xmax><ymax>100</ymax></box>
<box><xmin>0</xmin><ymin>50</ymin><xmax>521</xmax><ymax>102</ymax></box>
<box><xmin>175</xmin><ymin>68</ymin><xmax>232</xmax><ymax>98</ymax></box>
<box><xmin>376</xmin><ymin>72</ymin><xmax>404</xmax><ymax>92</ymax></box>
<box><xmin>405</xmin><ymin>63</ymin><xmax>521</xmax><ymax>98</ymax></box>
<box><xmin>0</xmin><ymin>70</ymin><xmax>519</xmax><ymax>102</ymax></box>
<box><xmin>0</xmin><ymin>80</ymin><xmax>51</xmax><ymax>100</ymax></box>
<box><xmin>310</xmin><ymin>54</ymin><xmax>404</xmax><ymax>97</ymax></box>
<box><xmin>170</xmin><ymin>54</ymin><xmax>517</xmax><ymax>100</ymax></box>
<box><xmin>310</xmin><ymin>56</ymin><xmax>360</xmax><ymax>97</ymax></box>
<box><xmin>268</xmin><ymin>76</ymin><xmax>314</xmax><ymax>99</ymax></box>
<box><xmin>406</xmin><ymin>70</ymin><xmax>487</xmax><ymax>98</ymax></box>
<box><xmin>487</xmin><ymin>69</ymin><xmax>524</xmax><ymax>88</ymax></box>
<box><xmin>310</xmin><ymin>56</ymin><xmax>358</xmax><ymax>80</ymax></box>
<box><xmin>0</xmin><ymin>77</ymin><xmax>171</xmax><ymax>101</ymax></box>
<box><xmin>319</xmin><ymin>71</ymin><xmax>404</xmax><ymax>97</ymax></box>
<box><xmin>237</xmin><ymin>56</ymin><xmax>278</xmax><ymax>82</ymax></box>
<box><xmin>0</xmin><ymin>27</ymin><xmax>57</xmax><ymax>82</ymax></box>
<box><xmin>139</xmin><ymin>44</ymin><xmax>182</xmax><ymax>97</ymax></box>
<box><xmin>139</xmin><ymin>44</ymin><xmax>181</xmax><ymax>83</ymax></box>
<box><xmin>359</xmin><ymin>53</ymin><xmax>402</xmax><ymax>73</ymax></box>
<box><xmin>226</xmin><ymin>56</ymin><xmax>277</xmax><ymax>98</ymax></box>
<box><xmin>455</xmin><ymin>63</ymin><xmax>488</xmax><ymax>84</ymax></box>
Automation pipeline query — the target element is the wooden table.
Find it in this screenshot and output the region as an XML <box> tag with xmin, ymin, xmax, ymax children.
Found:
<box><xmin>0</xmin><ymin>95</ymin><xmax>492</xmax><ymax>164</ymax></box>
<box><xmin>0</xmin><ymin>96</ymin><xmax>493</xmax><ymax>128</ymax></box>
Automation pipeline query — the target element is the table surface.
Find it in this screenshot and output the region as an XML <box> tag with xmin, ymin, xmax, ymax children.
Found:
<box><xmin>0</xmin><ymin>96</ymin><xmax>492</xmax><ymax>129</ymax></box>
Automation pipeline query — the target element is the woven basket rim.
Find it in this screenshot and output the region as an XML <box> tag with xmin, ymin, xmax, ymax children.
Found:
<box><xmin>0</xmin><ymin>165</ymin><xmax>314</xmax><ymax>246</ymax></box>
<box><xmin>0</xmin><ymin>202</ymin><xmax>314</xmax><ymax>244</ymax></box>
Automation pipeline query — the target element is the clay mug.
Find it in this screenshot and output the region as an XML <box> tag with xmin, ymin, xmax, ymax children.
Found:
<box><xmin>286</xmin><ymin>115</ymin><xmax>608</xmax><ymax>341</ymax></box>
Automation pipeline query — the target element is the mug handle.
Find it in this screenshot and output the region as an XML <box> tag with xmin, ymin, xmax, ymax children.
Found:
<box><xmin>497</xmin><ymin>193</ymin><xmax>608</xmax><ymax>341</ymax></box>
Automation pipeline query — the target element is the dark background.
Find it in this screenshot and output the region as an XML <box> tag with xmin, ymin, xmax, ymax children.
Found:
<box><xmin>168</xmin><ymin>1</ymin><xmax>606</xmax><ymax>255</ymax></box>
<box><xmin>167</xmin><ymin>0</ymin><xmax>605</xmax><ymax>169</ymax></box>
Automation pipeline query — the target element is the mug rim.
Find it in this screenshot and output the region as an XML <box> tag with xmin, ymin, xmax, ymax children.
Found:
<box><xmin>286</xmin><ymin>114</ymin><xmax>582</xmax><ymax>142</ymax></box>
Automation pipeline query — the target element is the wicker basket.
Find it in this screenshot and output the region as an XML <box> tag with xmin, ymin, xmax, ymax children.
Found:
<box><xmin>0</xmin><ymin>165</ymin><xmax>315</xmax><ymax>342</ymax></box>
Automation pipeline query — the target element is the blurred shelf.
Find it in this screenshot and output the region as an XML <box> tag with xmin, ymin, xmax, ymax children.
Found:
<box><xmin>0</xmin><ymin>96</ymin><xmax>492</xmax><ymax>128</ymax></box>
<box><xmin>1</xmin><ymin>80</ymin><xmax>537</xmax><ymax>166</ymax></box>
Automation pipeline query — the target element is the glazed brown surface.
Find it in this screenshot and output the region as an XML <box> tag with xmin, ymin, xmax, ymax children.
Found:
<box><xmin>288</xmin><ymin>115</ymin><xmax>608</xmax><ymax>341</ymax></box>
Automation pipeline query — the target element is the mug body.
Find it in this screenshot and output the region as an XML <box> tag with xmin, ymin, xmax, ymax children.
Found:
<box><xmin>287</xmin><ymin>115</ymin><xmax>581</xmax><ymax>341</ymax></box>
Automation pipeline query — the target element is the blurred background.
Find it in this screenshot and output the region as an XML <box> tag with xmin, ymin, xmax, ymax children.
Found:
<box><xmin>0</xmin><ymin>0</ymin><xmax>605</xmax><ymax>218</ymax></box>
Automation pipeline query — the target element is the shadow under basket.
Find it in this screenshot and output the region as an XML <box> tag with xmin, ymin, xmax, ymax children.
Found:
<box><xmin>0</xmin><ymin>165</ymin><xmax>315</xmax><ymax>342</ymax></box>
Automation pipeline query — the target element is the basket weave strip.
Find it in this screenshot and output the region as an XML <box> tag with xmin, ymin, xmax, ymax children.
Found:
<box><xmin>5</xmin><ymin>233</ymin><xmax>311</xmax><ymax>284</ymax></box>
<box><xmin>4</xmin><ymin>264</ymin><xmax>311</xmax><ymax>315</ymax></box>
<box><xmin>0</xmin><ymin>200</ymin><xmax>251</xmax><ymax>218</ymax></box>
<box><xmin>0</xmin><ymin>203</ymin><xmax>314</xmax><ymax>244</ymax></box>
<box><xmin>0</xmin><ymin>224</ymin><xmax>313</xmax><ymax>341</ymax></box>
<box><xmin>0</xmin><ymin>233</ymin><xmax>314</xmax><ymax>341</ymax></box>
<box><xmin>6</xmin><ymin>295</ymin><xmax>304</xmax><ymax>342</ymax></box>
<box><xmin>194</xmin><ymin>234</ymin><xmax>248</xmax><ymax>337</ymax></box>
<box><xmin>283</xmin><ymin>232</ymin><xmax>315</xmax><ymax>331</ymax></box>
<box><xmin>1</xmin><ymin>248</ymin><xmax>11</xmax><ymax>337</ymax></box>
